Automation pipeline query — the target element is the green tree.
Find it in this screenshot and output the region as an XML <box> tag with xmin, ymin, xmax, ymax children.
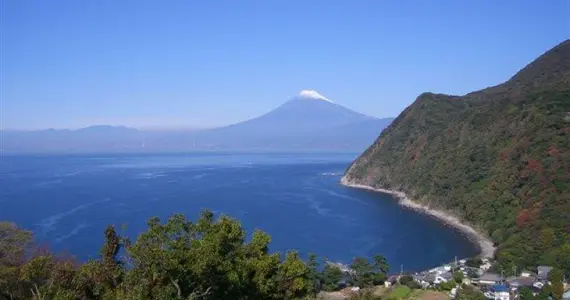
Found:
<box><xmin>321</xmin><ymin>264</ymin><xmax>343</xmax><ymax>291</ymax></box>
<box><xmin>306</xmin><ymin>253</ymin><xmax>320</xmax><ymax>295</ymax></box>
<box><xmin>453</xmin><ymin>271</ymin><xmax>464</xmax><ymax>283</ymax></box>
<box><xmin>519</xmin><ymin>287</ymin><xmax>535</xmax><ymax>300</ymax></box>
<box><xmin>276</xmin><ymin>251</ymin><xmax>311</xmax><ymax>299</ymax></box>
<box><xmin>465</xmin><ymin>258</ymin><xmax>482</xmax><ymax>268</ymax></box>
<box><xmin>538</xmin><ymin>228</ymin><xmax>555</xmax><ymax>253</ymax></box>
<box><xmin>20</xmin><ymin>255</ymin><xmax>55</xmax><ymax>300</ymax></box>
<box><xmin>456</xmin><ymin>285</ymin><xmax>486</xmax><ymax>300</ymax></box>
<box><xmin>399</xmin><ymin>275</ymin><xmax>420</xmax><ymax>289</ymax></box>
<box><xmin>535</xmin><ymin>286</ymin><xmax>552</xmax><ymax>300</ymax></box>
<box><xmin>437</xmin><ymin>281</ymin><xmax>455</xmax><ymax>291</ymax></box>
<box><xmin>371</xmin><ymin>254</ymin><xmax>389</xmax><ymax>284</ymax></box>
<box><xmin>351</xmin><ymin>257</ymin><xmax>374</xmax><ymax>287</ymax></box>
<box><xmin>100</xmin><ymin>225</ymin><xmax>123</xmax><ymax>294</ymax></box>
<box><xmin>0</xmin><ymin>211</ymin><xmax>394</xmax><ymax>300</ymax></box>
<box><xmin>0</xmin><ymin>222</ymin><xmax>33</xmax><ymax>300</ymax></box>
<box><xmin>549</xmin><ymin>268</ymin><xmax>564</xmax><ymax>300</ymax></box>
<box><xmin>372</xmin><ymin>254</ymin><xmax>389</xmax><ymax>274</ymax></box>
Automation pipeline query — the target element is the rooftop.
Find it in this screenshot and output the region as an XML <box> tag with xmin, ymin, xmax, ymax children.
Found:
<box><xmin>479</xmin><ymin>273</ymin><xmax>504</xmax><ymax>282</ymax></box>
<box><xmin>492</xmin><ymin>285</ymin><xmax>509</xmax><ymax>292</ymax></box>
<box><xmin>507</xmin><ymin>276</ymin><xmax>537</xmax><ymax>287</ymax></box>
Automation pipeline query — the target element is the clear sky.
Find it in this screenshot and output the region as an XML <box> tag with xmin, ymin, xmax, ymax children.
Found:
<box><xmin>2</xmin><ymin>1</ymin><xmax>569</xmax><ymax>130</ymax></box>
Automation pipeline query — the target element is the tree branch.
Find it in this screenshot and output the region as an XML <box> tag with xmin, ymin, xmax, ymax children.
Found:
<box><xmin>188</xmin><ymin>286</ymin><xmax>212</xmax><ymax>300</ymax></box>
<box><xmin>171</xmin><ymin>279</ymin><xmax>182</xmax><ymax>299</ymax></box>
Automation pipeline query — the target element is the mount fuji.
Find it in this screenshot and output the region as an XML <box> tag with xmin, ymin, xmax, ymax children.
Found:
<box><xmin>1</xmin><ymin>91</ymin><xmax>393</xmax><ymax>153</ymax></box>
<box><xmin>176</xmin><ymin>90</ymin><xmax>394</xmax><ymax>151</ymax></box>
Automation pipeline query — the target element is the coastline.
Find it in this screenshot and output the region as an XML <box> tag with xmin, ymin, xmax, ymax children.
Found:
<box><xmin>340</xmin><ymin>177</ymin><xmax>495</xmax><ymax>259</ymax></box>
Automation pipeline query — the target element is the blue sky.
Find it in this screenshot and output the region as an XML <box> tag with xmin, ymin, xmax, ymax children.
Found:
<box><xmin>2</xmin><ymin>1</ymin><xmax>569</xmax><ymax>130</ymax></box>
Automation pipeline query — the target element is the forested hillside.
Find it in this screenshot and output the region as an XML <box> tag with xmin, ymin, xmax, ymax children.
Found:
<box><xmin>343</xmin><ymin>40</ymin><xmax>570</xmax><ymax>275</ymax></box>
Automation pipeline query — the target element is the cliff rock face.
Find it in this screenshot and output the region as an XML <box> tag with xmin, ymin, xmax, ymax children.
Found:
<box><xmin>343</xmin><ymin>40</ymin><xmax>570</xmax><ymax>272</ymax></box>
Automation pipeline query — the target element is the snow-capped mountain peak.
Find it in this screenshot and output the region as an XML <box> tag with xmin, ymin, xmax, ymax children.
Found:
<box><xmin>299</xmin><ymin>90</ymin><xmax>332</xmax><ymax>102</ymax></box>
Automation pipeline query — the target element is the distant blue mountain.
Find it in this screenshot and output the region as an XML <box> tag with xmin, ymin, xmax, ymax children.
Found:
<box><xmin>1</xmin><ymin>91</ymin><xmax>393</xmax><ymax>153</ymax></box>
<box><xmin>1</xmin><ymin>126</ymin><xmax>144</xmax><ymax>153</ymax></box>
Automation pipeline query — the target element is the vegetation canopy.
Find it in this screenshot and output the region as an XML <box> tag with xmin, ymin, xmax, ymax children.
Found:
<box><xmin>0</xmin><ymin>211</ymin><xmax>390</xmax><ymax>300</ymax></box>
<box><xmin>344</xmin><ymin>40</ymin><xmax>570</xmax><ymax>275</ymax></box>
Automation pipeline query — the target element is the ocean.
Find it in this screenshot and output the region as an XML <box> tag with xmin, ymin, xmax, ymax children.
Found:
<box><xmin>0</xmin><ymin>152</ymin><xmax>478</xmax><ymax>271</ymax></box>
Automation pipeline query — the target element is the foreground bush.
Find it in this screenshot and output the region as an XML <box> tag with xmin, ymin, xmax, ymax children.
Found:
<box><xmin>1</xmin><ymin>212</ymin><xmax>390</xmax><ymax>300</ymax></box>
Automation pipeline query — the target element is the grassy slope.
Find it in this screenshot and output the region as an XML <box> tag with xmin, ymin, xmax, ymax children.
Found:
<box><xmin>344</xmin><ymin>40</ymin><xmax>570</xmax><ymax>274</ymax></box>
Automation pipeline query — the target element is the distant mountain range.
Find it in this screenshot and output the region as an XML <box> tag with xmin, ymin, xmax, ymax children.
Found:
<box><xmin>343</xmin><ymin>40</ymin><xmax>570</xmax><ymax>273</ymax></box>
<box><xmin>1</xmin><ymin>91</ymin><xmax>393</xmax><ymax>153</ymax></box>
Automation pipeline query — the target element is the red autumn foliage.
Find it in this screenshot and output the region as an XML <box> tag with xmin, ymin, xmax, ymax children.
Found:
<box><xmin>500</xmin><ymin>149</ymin><xmax>511</xmax><ymax>161</ymax></box>
<box><xmin>516</xmin><ymin>209</ymin><xmax>531</xmax><ymax>227</ymax></box>
<box><xmin>547</xmin><ymin>146</ymin><xmax>560</xmax><ymax>156</ymax></box>
<box><xmin>521</xmin><ymin>160</ymin><xmax>544</xmax><ymax>179</ymax></box>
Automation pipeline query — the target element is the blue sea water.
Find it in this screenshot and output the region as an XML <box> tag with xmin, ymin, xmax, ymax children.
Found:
<box><xmin>0</xmin><ymin>152</ymin><xmax>478</xmax><ymax>271</ymax></box>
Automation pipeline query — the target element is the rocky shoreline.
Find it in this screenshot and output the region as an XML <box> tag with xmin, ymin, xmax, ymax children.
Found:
<box><xmin>340</xmin><ymin>177</ymin><xmax>495</xmax><ymax>259</ymax></box>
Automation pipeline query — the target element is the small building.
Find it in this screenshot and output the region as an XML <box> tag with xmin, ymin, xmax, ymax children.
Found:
<box><xmin>537</xmin><ymin>266</ymin><xmax>553</xmax><ymax>281</ymax></box>
<box><xmin>520</xmin><ymin>270</ymin><xmax>537</xmax><ymax>278</ymax></box>
<box><xmin>413</xmin><ymin>274</ymin><xmax>427</xmax><ymax>287</ymax></box>
<box><xmin>480</xmin><ymin>262</ymin><xmax>492</xmax><ymax>271</ymax></box>
<box><xmin>464</xmin><ymin>266</ymin><xmax>483</xmax><ymax>278</ymax></box>
<box><xmin>491</xmin><ymin>284</ymin><xmax>510</xmax><ymax>300</ymax></box>
<box><xmin>384</xmin><ymin>275</ymin><xmax>399</xmax><ymax>288</ymax></box>
<box><xmin>435</xmin><ymin>272</ymin><xmax>454</xmax><ymax>284</ymax></box>
<box><xmin>477</xmin><ymin>273</ymin><xmax>504</xmax><ymax>285</ymax></box>
<box><xmin>507</xmin><ymin>276</ymin><xmax>537</xmax><ymax>289</ymax></box>
<box><xmin>414</xmin><ymin>273</ymin><xmax>437</xmax><ymax>288</ymax></box>
<box><xmin>533</xmin><ymin>282</ymin><xmax>545</xmax><ymax>290</ymax></box>
<box><xmin>431</xmin><ymin>265</ymin><xmax>452</xmax><ymax>275</ymax></box>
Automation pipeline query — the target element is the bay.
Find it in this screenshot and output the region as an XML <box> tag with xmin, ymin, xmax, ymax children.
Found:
<box><xmin>0</xmin><ymin>152</ymin><xmax>478</xmax><ymax>271</ymax></box>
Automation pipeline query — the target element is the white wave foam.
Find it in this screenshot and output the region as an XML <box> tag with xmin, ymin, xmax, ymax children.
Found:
<box><xmin>135</xmin><ymin>172</ymin><xmax>166</xmax><ymax>179</ymax></box>
<box><xmin>320</xmin><ymin>172</ymin><xmax>343</xmax><ymax>176</ymax></box>
<box><xmin>37</xmin><ymin>198</ymin><xmax>111</xmax><ymax>235</ymax></box>
<box><xmin>54</xmin><ymin>224</ymin><xmax>87</xmax><ymax>243</ymax></box>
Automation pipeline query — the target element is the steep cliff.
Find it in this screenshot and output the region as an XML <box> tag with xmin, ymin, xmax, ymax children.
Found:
<box><xmin>343</xmin><ymin>40</ymin><xmax>570</xmax><ymax>273</ymax></box>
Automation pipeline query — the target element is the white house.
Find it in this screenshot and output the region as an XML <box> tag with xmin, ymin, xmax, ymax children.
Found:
<box><xmin>533</xmin><ymin>282</ymin><xmax>544</xmax><ymax>289</ymax></box>
<box><xmin>434</xmin><ymin>272</ymin><xmax>454</xmax><ymax>284</ymax></box>
<box><xmin>520</xmin><ymin>270</ymin><xmax>537</xmax><ymax>278</ymax></box>
<box><xmin>480</xmin><ymin>261</ymin><xmax>492</xmax><ymax>272</ymax></box>
<box><xmin>430</xmin><ymin>265</ymin><xmax>452</xmax><ymax>275</ymax></box>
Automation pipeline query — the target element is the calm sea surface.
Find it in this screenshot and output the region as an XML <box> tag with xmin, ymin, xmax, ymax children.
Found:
<box><xmin>0</xmin><ymin>153</ymin><xmax>478</xmax><ymax>271</ymax></box>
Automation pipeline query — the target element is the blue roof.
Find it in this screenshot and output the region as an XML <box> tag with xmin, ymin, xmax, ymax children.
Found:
<box><xmin>492</xmin><ymin>285</ymin><xmax>509</xmax><ymax>292</ymax></box>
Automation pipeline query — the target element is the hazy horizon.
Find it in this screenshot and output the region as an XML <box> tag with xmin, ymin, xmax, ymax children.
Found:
<box><xmin>2</xmin><ymin>1</ymin><xmax>569</xmax><ymax>130</ymax></box>
<box><xmin>1</xmin><ymin>90</ymin><xmax>393</xmax><ymax>131</ymax></box>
